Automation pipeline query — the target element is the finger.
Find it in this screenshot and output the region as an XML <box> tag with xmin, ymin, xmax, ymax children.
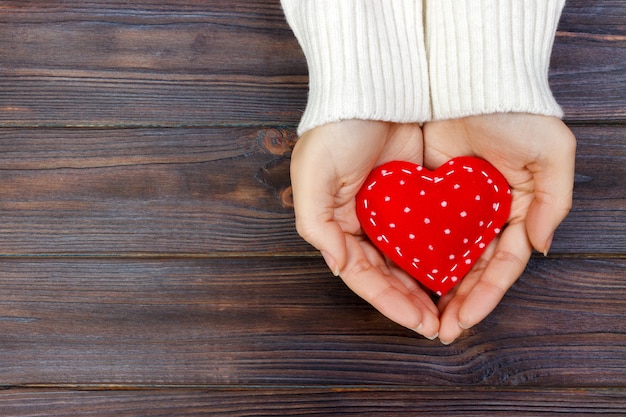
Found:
<box><xmin>290</xmin><ymin>140</ymin><xmax>347</xmax><ymax>275</ymax></box>
<box><xmin>457</xmin><ymin>221</ymin><xmax>532</xmax><ymax>330</ymax></box>
<box><xmin>341</xmin><ymin>235</ymin><xmax>440</xmax><ymax>339</ymax></box>
<box><xmin>388</xmin><ymin>263</ymin><xmax>440</xmax><ymax>317</ymax></box>
<box><xmin>438</xmin><ymin>298</ymin><xmax>463</xmax><ymax>345</ymax></box>
<box><xmin>526</xmin><ymin>124</ymin><xmax>576</xmax><ymax>255</ymax></box>
<box><xmin>437</xmin><ymin>242</ymin><xmax>494</xmax><ymax>344</ymax></box>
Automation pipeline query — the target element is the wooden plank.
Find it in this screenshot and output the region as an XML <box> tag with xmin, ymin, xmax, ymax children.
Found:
<box><xmin>0</xmin><ymin>0</ymin><xmax>623</xmax><ymax>127</ymax></box>
<box><xmin>0</xmin><ymin>1</ymin><xmax>292</xmax><ymax>28</ymax></box>
<box><xmin>557</xmin><ymin>124</ymin><xmax>626</xmax><ymax>253</ymax></box>
<box><xmin>0</xmin><ymin>126</ymin><xmax>297</xmax><ymax>255</ymax></box>
<box><xmin>0</xmin><ymin>125</ymin><xmax>622</xmax><ymax>255</ymax></box>
<box><xmin>559</xmin><ymin>0</ymin><xmax>625</xmax><ymax>34</ymax></box>
<box><xmin>553</xmin><ymin>0</ymin><xmax>626</xmax><ymax>121</ymax></box>
<box><xmin>1</xmin><ymin>388</ymin><xmax>625</xmax><ymax>416</ymax></box>
<box><xmin>0</xmin><ymin>0</ymin><xmax>305</xmax><ymax>127</ymax></box>
<box><xmin>0</xmin><ymin>257</ymin><xmax>624</xmax><ymax>386</ymax></box>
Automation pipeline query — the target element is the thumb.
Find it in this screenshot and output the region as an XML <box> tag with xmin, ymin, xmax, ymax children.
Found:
<box><xmin>290</xmin><ymin>140</ymin><xmax>348</xmax><ymax>276</ymax></box>
<box><xmin>297</xmin><ymin>215</ymin><xmax>347</xmax><ymax>277</ymax></box>
<box><xmin>526</xmin><ymin>126</ymin><xmax>576</xmax><ymax>255</ymax></box>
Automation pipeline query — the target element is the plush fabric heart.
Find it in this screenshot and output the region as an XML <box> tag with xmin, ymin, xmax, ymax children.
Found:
<box><xmin>355</xmin><ymin>156</ymin><xmax>512</xmax><ymax>296</ymax></box>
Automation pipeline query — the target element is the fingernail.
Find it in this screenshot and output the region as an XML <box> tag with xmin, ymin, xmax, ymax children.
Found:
<box><xmin>321</xmin><ymin>251</ymin><xmax>340</xmax><ymax>276</ymax></box>
<box><xmin>414</xmin><ymin>324</ymin><xmax>438</xmax><ymax>340</ymax></box>
<box><xmin>458</xmin><ymin>321</ymin><xmax>473</xmax><ymax>330</ymax></box>
<box><xmin>440</xmin><ymin>338</ymin><xmax>453</xmax><ymax>345</ymax></box>
<box><xmin>543</xmin><ymin>233</ymin><xmax>554</xmax><ymax>257</ymax></box>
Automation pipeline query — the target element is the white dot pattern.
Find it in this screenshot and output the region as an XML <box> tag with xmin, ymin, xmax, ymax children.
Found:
<box><xmin>355</xmin><ymin>157</ymin><xmax>512</xmax><ymax>296</ymax></box>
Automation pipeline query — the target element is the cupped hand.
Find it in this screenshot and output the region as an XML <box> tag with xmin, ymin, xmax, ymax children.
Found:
<box><xmin>290</xmin><ymin>119</ymin><xmax>440</xmax><ymax>339</ymax></box>
<box><xmin>423</xmin><ymin>113</ymin><xmax>576</xmax><ymax>344</ymax></box>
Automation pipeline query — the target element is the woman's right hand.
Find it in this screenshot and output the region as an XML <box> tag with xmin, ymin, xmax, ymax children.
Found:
<box><xmin>290</xmin><ymin>120</ymin><xmax>440</xmax><ymax>339</ymax></box>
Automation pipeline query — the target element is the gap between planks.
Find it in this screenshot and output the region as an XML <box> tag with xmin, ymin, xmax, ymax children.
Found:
<box><xmin>6</xmin><ymin>384</ymin><xmax>626</xmax><ymax>392</ymax></box>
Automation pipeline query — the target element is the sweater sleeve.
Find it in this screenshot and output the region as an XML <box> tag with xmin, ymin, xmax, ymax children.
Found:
<box><xmin>425</xmin><ymin>0</ymin><xmax>565</xmax><ymax>120</ymax></box>
<box><xmin>281</xmin><ymin>0</ymin><xmax>431</xmax><ymax>136</ymax></box>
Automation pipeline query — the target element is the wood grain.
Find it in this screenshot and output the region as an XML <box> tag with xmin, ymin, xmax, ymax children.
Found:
<box><xmin>0</xmin><ymin>127</ymin><xmax>295</xmax><ymax>254</ymax></box>
<box><xmin>0</xmin><ymin>125</ymin><xmax>622</xmax><ymax>255</ymax></box>
<box><xmin>0</xmin><ymin>257</ymin><xmax>623</xmax><ymax>386</ymax></box>
<box><xmin>0</xmin><ymin>1</ymin><xmax>305</xmax><ymax>127</ymax></box>
<box><xmin>0</xmin><ymin>0</ymin><xmax>623</xmax><ymax>127</ymax></box>
<box><xmin>553</xmin><ymin>0</ymin><xmax>626</xmax><ymax>120</ymax></box>
<box><xmin>1</xmin><ymin>388</ymin><xmax>625</xmax><ymax>416</ymax></box>
<box><xmin>0</xmin><ymin>0</ymin><xmax>624</xmax><ymax>413</ymax></box>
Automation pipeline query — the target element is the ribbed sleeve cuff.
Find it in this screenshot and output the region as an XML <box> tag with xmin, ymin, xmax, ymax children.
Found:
<box><xmin>426</xmin><ymin>0</ymin><xmax>565</xmax><ymax>120</ymax></box>
<box><xmin>282</xmin><ymin>0</ymin><xmax>431</xmax><ymax>135</ymax></box>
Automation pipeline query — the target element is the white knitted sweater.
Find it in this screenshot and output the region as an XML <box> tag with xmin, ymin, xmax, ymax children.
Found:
<box><xmin>282</xmin><ymin>0</ymin><xmax>565</xmax><ymax>135</ymax></box>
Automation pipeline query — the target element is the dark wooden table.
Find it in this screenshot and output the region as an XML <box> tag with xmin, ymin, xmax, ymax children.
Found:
<box><xmin>0</xmin><ymin>1</ymin><xmax>625</xmax><ymax>415</ymax></box>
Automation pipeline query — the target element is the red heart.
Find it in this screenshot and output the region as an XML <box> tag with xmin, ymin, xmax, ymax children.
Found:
<box><xmin>355</xmin><ymin>156</ymin><xmax>512</xmax><ymax>296</ymax></box>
